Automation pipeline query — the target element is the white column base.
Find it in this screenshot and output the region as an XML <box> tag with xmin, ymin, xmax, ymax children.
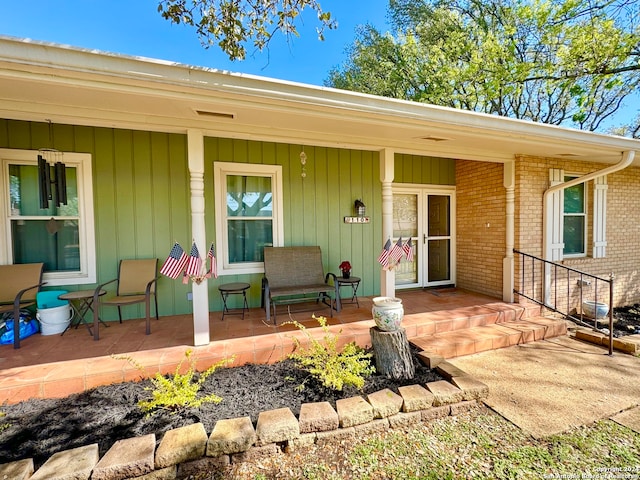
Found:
<box><xmin>503</xmin><ymin>256</ymin><xmax>514</xmax><ymax>303</ymax></box>
<box><xmin>380</xmin><ymin>269</ymin><xmax>395</xmax><ymax>298</ymax></box>
<box><xmin>192</xmin><ymin>280</ymin><xmax>210</xmax><ymax>346</ymax></box>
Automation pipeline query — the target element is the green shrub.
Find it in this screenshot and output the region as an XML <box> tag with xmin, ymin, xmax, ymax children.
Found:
<box><xmin>115</xmin><ymin>349</ymin><xmax>234</xmax><ymax>415</ymax></box>
<box><xmin>0</xmin><ymin>411</ymin><xmax>8</xmax><ymax>433</ymax></box>
<box><xmin>286</xmin><ymin>315</ymin><xmax>375</xmax><ymax>391</ymax></box>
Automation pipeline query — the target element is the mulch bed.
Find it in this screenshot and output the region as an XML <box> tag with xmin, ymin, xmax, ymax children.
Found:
<box><xmin>576</xmin><ymin>305</ymin><xmax>640</xmax><ymax>336</ymax></box>
<box><xmin>6</xmin><ymin>305</ymin><xmax>638</xmax><ymax>470</ymax></box>
<box><xmin>612</xmin><ymin>305</ymin><xmax>640</xmax><ymax>336</ymax></box>
<box><xmin>0</xmin><ymin>351</ymin><xmax>441</xmax><ymax>469</ymax></box>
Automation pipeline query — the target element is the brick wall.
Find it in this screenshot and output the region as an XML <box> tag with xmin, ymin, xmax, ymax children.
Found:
<box><xmin>456</xmin><ymin>160</ymin><xmax>506</xmax><ymax>298</ymax></box>
<box><xmin>515</xmin><ymin>155</ymin><xmax>640</xmax><ymax>308</ymax></box>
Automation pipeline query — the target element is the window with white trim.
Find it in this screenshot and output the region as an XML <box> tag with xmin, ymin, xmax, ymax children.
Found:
<box><xmin>549</xmin><ymin>168</ymin><xmax>607</xmax><ymax>260</ymax></box>
<box><xmin>214</xmin><ymin>162</ymin><xmax>284</xmax><ymax>275</ymax></box>
<box><xmin>563</xmin><ymin>175</ymin><xmax>587</xmax><ymax>257</ymax></box>
<box><xmin>0</xmin><ymin>149</ymin><xmax>96</xmax><ymax>284</ymax></box>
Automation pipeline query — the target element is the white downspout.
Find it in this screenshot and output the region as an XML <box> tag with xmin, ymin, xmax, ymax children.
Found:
<box><xmin>542</xmin><ymin>150</ymin><xmax>635</xmax><ymax>304</ymax></box>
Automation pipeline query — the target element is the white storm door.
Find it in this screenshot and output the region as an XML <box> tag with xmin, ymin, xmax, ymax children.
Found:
<box><xmin>393</xmin><ymin>187</ymin><xmax>455</xmax><ymax>289</ymax></box>
<box><xmin>424</xmin><ymin>193</ymin><xmax>455</xmax><ymax>287</ymax></box>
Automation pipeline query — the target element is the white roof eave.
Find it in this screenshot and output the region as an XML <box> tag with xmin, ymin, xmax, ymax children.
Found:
<box><xmin>0</xmin><ymin>35</ymin><xmax>639</xmax><ymax>164</ymax></box>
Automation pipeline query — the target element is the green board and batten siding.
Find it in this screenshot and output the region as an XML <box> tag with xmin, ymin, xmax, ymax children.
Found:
<box><xmin>394</xmin><ymin>153</ymin><xmax>456</xmax><ymax>186</ymax></box>
<box><xmin>204</xmin><ymin>138</ymin><xmax>382</xmax><ymax>309</ymax></box>
<box><xmin>0</xmin><ymin>120</ymin><xmax>455</xmax><ymax>319</ymax></box>
<box><xmin>0</xmin><ymin>120</ymin><xmax>193</xmax><ymax>320</ymax></box>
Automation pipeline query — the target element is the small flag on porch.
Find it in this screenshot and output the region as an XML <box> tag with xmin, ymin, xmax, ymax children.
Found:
<box><xmin>377</xmin><ymin>238</ymin><xmax>391</xmax><ymax>267</ymax></box>
<box><xmin>403</xmin><ymin>237</ymin><xmax>414</xmax><ymax>262</ymax></box>
<box><xmin>390</xmin><ymin>237</ymin><xmax>404</xmax><ymax>264</ymax></box>
<box><xmin>207</xmin><ymin>243</ymin><xmax>218</xmax><ymax>279</ymax></box>
<box><xmin>185</xmin><ymin>241</ymin><xmax>203</xmax><ymax>277</ymax></box>
<box><xmin>160</xmin><ymin>242</ymin><xmax>188</xmax><ymax>279</ymax></box>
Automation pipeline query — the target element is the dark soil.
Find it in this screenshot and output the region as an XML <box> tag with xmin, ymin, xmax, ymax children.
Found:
<box><xmin>612</xmin><ymin>305</ymin><xmax>640</xmax><ymax>336</ymax></box>
<box><xmin>578</xmin><ymin>304</ymin><xmax>640</xmax><ymax>336</ymax></box>
<box><xmin>0</xmin><ymin>351</ymin><xmax>441</xmax><ymax>469</ymax></box>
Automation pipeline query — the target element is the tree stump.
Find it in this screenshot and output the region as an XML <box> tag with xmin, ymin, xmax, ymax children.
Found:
<box><xmin>370</xmin><ymin>327</ymin><xmax>415</xmax><ymax>380</ymax></box>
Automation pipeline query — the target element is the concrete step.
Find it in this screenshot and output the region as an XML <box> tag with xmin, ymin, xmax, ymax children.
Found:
<box><xmin>401</xmin><ymin>301</ymin><xmax>542</xmax><ymax>339</ymax></box>
<box><xmin>410</xmin><ymin>316</ymin><xmax>567</xmax><ymax>359</ymax></box>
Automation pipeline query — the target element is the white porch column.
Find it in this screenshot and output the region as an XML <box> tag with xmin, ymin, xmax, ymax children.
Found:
<box><xmin>503</xmin><ymin>160</ymin><xmax>515</xmax><ymax>303</ymax></box>
<box><xmin>380</xmin><ymin>148</ymin><xmax>395</xmax><ymax>297</ymax></box>
<box><xmin>187</xmin><ymin>129</ymin><xmax>210</xmax><ymax>346</ymax></box>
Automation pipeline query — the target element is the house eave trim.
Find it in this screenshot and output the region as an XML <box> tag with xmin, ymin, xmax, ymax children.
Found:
<box><xmin>1</xmin><ymin>36</ymin><xmax>640</xmax><ymax>158</ymax></box>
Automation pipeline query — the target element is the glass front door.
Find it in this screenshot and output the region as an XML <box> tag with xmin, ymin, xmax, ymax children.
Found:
<box><xmin>393</xmin><ymin>188</ymin><xmax>455</xmax><ymax>288</ymax></box>
<box><xmin>426</xmin><ymin>195</ymin><xmax>452</xmax><ymax>284</ymax></box>
<box><xmin>393</xmin><ymin>193</ymin><xmax>419</xmax><ymax>286</ymax></box>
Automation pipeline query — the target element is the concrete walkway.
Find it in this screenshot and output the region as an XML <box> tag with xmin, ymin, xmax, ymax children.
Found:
<box><xmin>451</xmin><ymin>335</ymin><xmax>640</xmax><ymax>438</ymax></box>
<box><xmin>612</xmin><ymin>407</ymin><xmax>640</xmax><ymax>434</ymax></box>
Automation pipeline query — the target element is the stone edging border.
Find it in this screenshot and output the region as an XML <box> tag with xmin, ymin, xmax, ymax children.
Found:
<box><xmin>572</xmin><ymin>328</ymin><xmax>640</xmax><ymax>355</ymax></box>
<box><xmin>1</xmin><ymin>352</ymin><xmax>489</xmax><ymax>480</ymax></box>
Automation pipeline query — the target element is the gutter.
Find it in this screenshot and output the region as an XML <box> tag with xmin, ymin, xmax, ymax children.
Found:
<box><xmin>543</xmin><ymin>150</ymin><xmax>635</xmax><ymax>213</ymax></box>
<box><xmin>542</xmin><ymin>150</ymin><xmax>635</xmax><ymax>304</ymax></box>
<box><xmin>2</xmin><ymin>36</ymin><xmax>640</xmax><ymax>160</ymax></box>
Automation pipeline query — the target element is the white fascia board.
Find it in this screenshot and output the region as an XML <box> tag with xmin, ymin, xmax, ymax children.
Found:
<box><xmin>1</xmin><ymin>35</ymin><xmax>640</xmax><ymax>159</ymax></box>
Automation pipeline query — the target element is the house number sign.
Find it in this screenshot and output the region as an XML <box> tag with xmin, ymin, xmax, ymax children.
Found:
<box><xmin>344</xmin><ymin>216</ymin><xmax>370</xmax><ymax>224</ymax></box>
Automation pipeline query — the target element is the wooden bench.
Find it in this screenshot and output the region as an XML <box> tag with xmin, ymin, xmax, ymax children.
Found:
<box><xmin>0</xmin><ymin>263</ymin><xmax>45</xmax><ymax>349</ymax></box>
<box><xmin>262</xmin><ymin>246</ymin><xmax>342</xmax><ymax>323</ymax></box>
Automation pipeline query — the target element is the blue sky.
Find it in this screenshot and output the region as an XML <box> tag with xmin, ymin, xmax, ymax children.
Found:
<box><xmin>0</xmin><ymin>0</ymin><xmax>389</xmax><ymax>86</ymax></box>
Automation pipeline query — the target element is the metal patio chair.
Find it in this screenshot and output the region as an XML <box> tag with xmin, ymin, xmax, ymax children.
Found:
<box><xmin>96</xmin><ymin>258</ymin><xmax>159</xmax><ymax>336</ymax></box>
<box><xmin>0</xmin><ymin>263</ymin><xmax>45</xmax><ymax>349</ymax></box>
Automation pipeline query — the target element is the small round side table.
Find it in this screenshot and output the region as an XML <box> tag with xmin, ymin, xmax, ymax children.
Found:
<box><xmin>58</xmin><ymin>289</ymin><xmax>108</xmax><ymax>336</ymax></box>
<box><xmin>335</xmin><ymin>276</ymin><xmax>361</xmax><ymax>308</ymax></box>
<box><xmin>218</xmin><ymin>282</ymin><xmax>250</xmax><ymax>320</ymax></box>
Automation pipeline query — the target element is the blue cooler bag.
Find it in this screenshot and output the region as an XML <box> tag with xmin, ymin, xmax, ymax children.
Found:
<box><xmin>0</xmin><ymin>309</ymin><xmax>39</xmax><ymax>345</ymax></box>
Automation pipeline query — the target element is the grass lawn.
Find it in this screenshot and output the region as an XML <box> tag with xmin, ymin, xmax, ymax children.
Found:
<box><xmin>221</xmin><ymin>404</ymin><xmax>640</xmax><ymax>479</ymax></box>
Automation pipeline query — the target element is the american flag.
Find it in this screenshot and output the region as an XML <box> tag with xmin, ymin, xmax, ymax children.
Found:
<box><xmin>377</xmin><ymin>239</ymin><xmax>391</xmax><ymax>267</ymax></box>
<box><xmin>160</xmin><ymin>243</ymin><xmax>188</xmax><ymax>279</ymax></box>
<box><xmin>390</xmin><ymin>237</ymin><xmax>404</xmax><ymax>263</ymax></box>
<box><xmin>185</xmin><ymin>241</ymin><xmax>203</xmax><ymax>276</ymax></box>
<box><xmin>403</xmin><ymin>237</ymin><xmax>414</xmax><ymax>262</ymax></box>
<box><xmin>207</xmin><ymin>243</ymin><xmax>218</xmax><ymax>279</ymax></box>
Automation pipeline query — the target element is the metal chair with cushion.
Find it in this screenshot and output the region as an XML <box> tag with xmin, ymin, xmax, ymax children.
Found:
<box><xmin>0</xmin><ymin>263</ymin><xmax>45</xmax><ymax>349</ymax></box>
<box><xmin>95</xmin><ymin>259</ymin><xmax>159</xmax><ymax>338</ymax></box>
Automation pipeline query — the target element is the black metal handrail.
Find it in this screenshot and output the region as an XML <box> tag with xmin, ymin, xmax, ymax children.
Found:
<box><xmin>513</xmin><ymin>249</ymin><xmax>614</xmax><ymax>355</ymax></box>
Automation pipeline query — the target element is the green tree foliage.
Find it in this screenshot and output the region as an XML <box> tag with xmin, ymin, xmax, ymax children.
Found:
<box><xmin>327</xmin><ymin>0</ymin><xmax>640</xmax><ymax>134</ymax></box>
<box><xmin>158</xmin><ymin>0</ymin><xmax>337</xmax><ymax>61</ymax></box>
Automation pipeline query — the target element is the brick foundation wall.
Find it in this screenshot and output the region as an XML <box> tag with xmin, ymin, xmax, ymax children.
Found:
<box><xmin>456</xmin><ymin>160</ymin><xmax>506</xmax><ymax>299</ymax></box>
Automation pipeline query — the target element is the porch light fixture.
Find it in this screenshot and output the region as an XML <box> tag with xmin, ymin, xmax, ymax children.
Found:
<box><xmin>300</xmin><ymin>148</ymin><xmax>307</xmax><ymax>178</ymax></box>
<box><xmin>344</xmin><ymin>199</ymin><xmax>370</xmax><ymax>224</ymax></box>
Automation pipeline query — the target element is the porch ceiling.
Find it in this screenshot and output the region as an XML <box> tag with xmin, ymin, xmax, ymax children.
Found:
<box><xmin>1</xmin><ymin>36</ymin><xmax>639</xmax><ymax>165</ymax></box>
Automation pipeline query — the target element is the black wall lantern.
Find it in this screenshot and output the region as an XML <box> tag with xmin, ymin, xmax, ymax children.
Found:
<box><xmin>344</xmin><ymin>199</ymin><xmax>369</xmax><ymax>224</ymax></box>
